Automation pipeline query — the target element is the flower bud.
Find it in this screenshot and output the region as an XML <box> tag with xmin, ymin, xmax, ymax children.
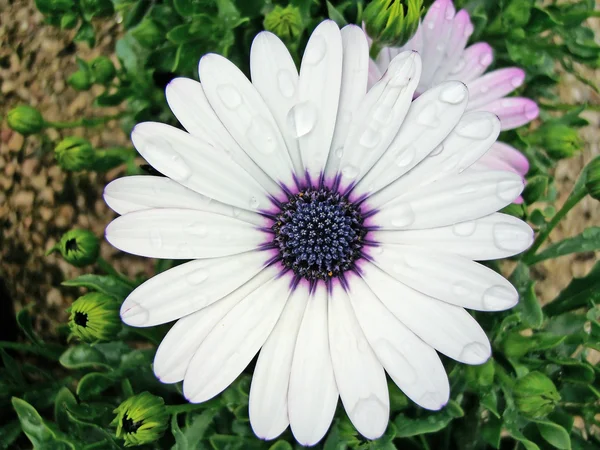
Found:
<box><xmin>7</xmin><ymin>105</ymin><xmax>45</xmax><ymax>136</ymax></box>
<box><xmin>90</xmin><ymin>56</ymin><xmax>116</xmax><ymax>84</ymax></box>
<box><xmin>364</xmin><ymin>0</ymin><xmax>423</xmax><ymax>51</ymax></box>
<box><xmin>68</xmin><ymin>70</ymin><xmax>93</xmax><ymax>91</ymax></box>
<box><xmin>67</xmin><ymin>292</ymin><xmax>121</xmax><ymax>343</ymax></box>
<box><xmin>536</xmin><ymin>124</ymin><xmax>583</xmax><ymax>159</ymax></box>
<box><xmin>513</xmin><ymin>371</ymin><xmax>560</xmax><ymax>419</ymax></box>
<box><xmin>263</xmin><ymin>5</ymin><xmax>303</xmax><ymax>42</ymax></box>
<box><xmin>585</xmin><ymin>156</ymin><xmax>600</xmax><ymax>201</ymax></box>
<box><xmin>47</xmin><ymin>229</ymin><xmax>100</xmax><ymax>267</ymax></box>
<box><xmin>54</xmin><ymin>136</ymin><xmax>96</xmax><ymax>171</ymax></box>
<box><xmin>111</xmin><ymin>392</ymin><xmax>168</xmax><ymax>447</ymax></box>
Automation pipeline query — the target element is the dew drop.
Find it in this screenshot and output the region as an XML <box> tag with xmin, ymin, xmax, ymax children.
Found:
<box><xmin>187</xmin><ymin>269</ymin><xmax>209</xmax><ymax>285</ymax></box>
<box><xmin>341</xmin><ymin>165</ymin><xmax>359</xmax><ymax>179</ymax></box>
<box><xmin>479</xmin><ymin>53</ymin><xmax>493</xmax><ymax>66</ymax></box>
<box><xmin>496</xmin><ymin>179</ymin><xmax>523</xmax><ymax>202</ymax></box>
<box><xmin>359</xmin><ymin>127</ymin><xmax>381</xmax><ymax>149</ymax></box>
<box><xmin>144</xmin><ymin>142</ymin><xmax>192</xmax><ymax>182</ymax></box>
<box><xmin>395</xmin><ymin>146</ymin><xmax>416</xmax><ymax>167</ymax></box>
<box><xmin>217</xmin><ymin>84</ymin><xmax>242</xmax><ymax>109</ymax></box>
<box><xmin>247</xmin><ymin>116</ymin><xmax>277</xmax><ymax>154</ymax></box>
<box><xmin>459</xmin><ymin>342</ymin><xmax>490</xmax><ymax>364</ymax></box>
<box><xmin>511</xmin><ymin>76</ymin><xmax>524</xmax><ymax>88</ymax></box>
<box><xmin>452</xmin><ymin>281</ymin><xmax>471</xmax><ymax>297</ymax></box>
<box><xmin>456</xmin><ymin>117</ymin><xmax>493</xmax><ymax>139</ymax></box>
<box><xmin>249</xmin><ymin>196</ymin><xmax>260</xmax><ymax>209</ymax></box>
<box><xmin>335</xmin><ymin>147</ymin><xmax>344</xmax><ymax>158</ymax></box>
<box><xmin>150</xmin><ymin>229</ymin><xmax>162</xmax><ymax>248</ymax></box>
<box><xmin>492</xmin><ymin>223</ymin><xmax>533</xmax><ymax>252</ymax></box>
<box><xmin>451</xmin><ymin>58</ymin><xmax>466</xmax><ymax>74</ymax></box>
<box><xmin>439</xmin><ymin>83</ymin><xmax>467</xmax><ymax>104</ymax></box>
<box><xmin>303</xmin><ymin>35</ymin><xmax>327</xmax><ymax>65</ymax></box>
<box><xmin>456</xmin><ymin>183</ymin><xmax>479</xmax><ymax>195</ymax></box>
<box><xmin>480</xmin><ymin>85</ymin><xmax>489</xmax><ymax>94</ymax></box>
<box><xmin>452</xmin><ymin>221</ymin><xmax>476</xmax><ymax>236</ymax></box>
<box><xmin>416</xmin><ymin>104</ymin><xmax>440</xmax><ymax>128</ymax></box>
<box><xmin>287</xmin><ymin>102</ymin><xmax>318</xmax><ymax>138</ymax></box>
<box><xmin>231</xmin><ymin>206</ymin><xmax>242</xmax><ymax>217</ymax></box>
<box><xmin>389</xmin><ymin>204</ymin><xmax>415</xmax><ymax>228</ymax></box>
<box><xmin>429</xmin><ymin>144</ymin><xmax>444</xmax><ymax>157</ymax></box>
<box><xmin>426</xmin><ymin>21</ymin><xmax>435</xmax><ymax>30</ymax></box>
<box><xmin>277</xmin><ymin>70</ymin><xmax>296</xmax><ymax>98</ymax></box>
<box><xmin>482</xmin><ymin>285</ymin><xmax>517</xmax><ymax>310</ymax></box>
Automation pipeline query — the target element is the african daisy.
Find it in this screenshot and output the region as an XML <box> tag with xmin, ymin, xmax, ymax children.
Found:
<box><xmin>104</xmin><ymin>20</ymin><xmax>533</xmax><ymax>445</ymax></box>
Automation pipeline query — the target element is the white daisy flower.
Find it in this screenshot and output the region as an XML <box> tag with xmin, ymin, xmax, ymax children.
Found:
<box><xmin>368</xmin><ymin>0</ymin><xmax>539</xmax><ymax>203</ymax></box>
<box><xmin>104</xmin><ymin>20</ymin><xmax>533</xmax><ymax>445</ymax></box>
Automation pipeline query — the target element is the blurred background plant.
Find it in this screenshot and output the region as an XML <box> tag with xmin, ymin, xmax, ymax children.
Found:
<box><xmin>1</xmin><ymin>0</ymin><xmax>599</xmax><ymax>449</ymax></box>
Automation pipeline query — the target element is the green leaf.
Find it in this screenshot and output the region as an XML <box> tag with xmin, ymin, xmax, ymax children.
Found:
<box><xmin>517</xmin><ymin>282</ymin><xmax>544</xmax><ymax>329</ymax></box>
<box><xmin>76</xmin><ymin>372</ymin><xmax>118</xmax><ymax>401</ymax></box>
<box><xmin>171</xmin><ymin>409</ymin><xmax>218</xmax><ymax>450</ymax></box>
<box><xmin>535</xmin><ymin>420</ymin><xmax>571</xmax><ymax>449</ymax></box>
<box><xmin>0</xmin><ymin>420</ymin><xmax>22</xmax><ymax>449</ymax></box>
<box><xmin>54</xmin><ymin>387</ymin><xmax>78</xmax><ymax>431</ymax></box>
<box><xmin>74</xmin><ymin>21</ymin><xmax>96</xmax><ymax>47</ymax></box>
<box><xmin>173</xmin><ymin>0</ymin><xmax>193</xmax><ymax>17</ymax></box>
<box><xmin>505</xmin><ymin>424</ymin><xmax>540</xmax><ymax>450</ymax></box>
<box><xmin>523</xmin><ymin>175</ymin><xmax>549</xmax><ymax>203</ymax></box>
<box><xmin>326</xmin><ymin>1</ymin><xmax>347</xmax><ymax>27</ymax></box>
<box><xmin>59</xmin><ymin>345</ymin><xmax>111</xmax><ymax>370</ymax></box>
<box><xmin>209</xmin><ymin>434</ymin><xmax>246</xmax><ymax>450</ymax></box>
<box><xmin>394</xmin><ymin>400</ymin><xmax>463</xmax><ymax>437</ymax></box>
<box><xmin>502</xmin><ymin>332</ymin><xmax>565</xmax><ymax>358</ymax></box>
<box><xmin>12</xmin><ymin>397</ymin><xmax>77</xmax><ymax>449</ymax></box>
<box><xmin>268</xmin><ymin>441</ymin><xmax>293</xmax><ymax>450</ymax></box>
<box><xmin>529</xmin><ymin>227</ymin><xmax>600</xmax><ymax>264</ymax></box>
<box><xmin>62</xmin><ymin>274</ymin><xmax>134</xmax><ymax>301</ymax></box>
<box><xmin>544</xmin><ymin>260</ymin><xmax>600</xmax><ymax>316</ymax></box>
<box><xmin>16</xmin><ymin>306</ymin><xmax>42</xmax><ymax>346</ymax></box>
<box><xmin>481</xmin><ymin>415</ymin><xmax>502</xmax><ymax>449</ymax></box>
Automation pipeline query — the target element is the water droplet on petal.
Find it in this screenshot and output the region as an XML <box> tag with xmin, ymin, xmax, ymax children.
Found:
<box><xmin>479</xmin><ymin>53</ymin><xmax>493</xmax><ymax>66</ymax></box>
<box><xmin>459</xmin><ymin>342</ymin><xmax>490</xmax><ymax>364</ymax></box>
<box><xmin>482</xmin><ymin>285</ymin><xmax>517</xmax><ymax>310</ymax></box>
<box><xmin>187</xmin><ymin>269</ymin><xmax>209</xmax><ymax>285</ymax></box>
<box><xmin>452</xmin><ymin>221</ymin><xmax>476</xmax><ymax>236</ymax></box>
<box><xmin>511</xmin><ymin>76</ymin><xmax>524</xmax><ymax>88</ymax></box>
<box><xmin>439</xmin><ymin>83</ymin><xmax>467</xmax><ymax>104</ymax></box>
<box><xmin>480</xmin><ymin>85</ymin><xmax>489</xmax><ymax>94</ymax></box>
<box><xmin>452</xmin><ymin>281</ymin><xmax>471</xmax><ymax>296</ymax></box>
<box><xmin>417</xmin><ymin>104</ymin><xmax>440</xmax><ymax>128</ymax></box>
<box><xmin>429</xmin><ymin>144</ymin><xmax>444</xmax><ymax>157</ymax></box>
<box><xmin>456</xmin><ymin>117</ymin><xmax>493</xmax><ymax>139</ymax></box>
<box><xmin>231</xmin><ymin>207</ymin><xmax>242</xmax><ymax>217</ymax></box>
<box><xmin>217</xmin><ymin>84</ymin><xmax>242</xmax><ymax>109</ymax></box>
<box><xmin>427</xmin><ymin>21</ymin><xmax>435</xmax><ymax>30</ymax></box>
<box><xmin>143</xmin><ymin>141</ymin><xmax>192</xmax><ymax>182</ymax></box>
<box><xmin>395</xmin><ymin>146</ymin><xmax>416</xmax><ymax>167</ymax></box>
<box><xmin>359</xmin><ymin>127</ymin><xmax>381</xmax><ymax>149</ymax></box>
<box><xmin>341</xmin><ymin>165</ymin><xmax>359</xmax><ymax>179</ymax></box>
<box><xmin>247</xmin><ymin>116</ymin><xmax>277</xmax><ymax>154</ymax></box>
<box><xmin>492</xmin><ymin>223</ymin><xmax>533</xmax><ymax>252</ymax></box>
<box><xmin>496</xmin><ymin>179</ymin><xmax>523</xmax><ymax>202</ymax></box>
<box><xmin>249</xmin><ymin>196</ymin><xmax>260</xmax><ymax>209</ymax></box>
<box><xmin>277</xmin><ymin>70</ymin><xmax>296</xmax><ymax>98</ymax></box>
<box><xmin>287</xmin><ymin>102</ymin><xmax>318</xmax><ymax>138</ymax></box>
<box><xmin>121</xmin><ymin>301</ymin><xmax>150</xmax><ymax>326</ymax></box>
<box><xmin>303</xmin><ymin>35</ymin><xmax>327</xmax><ymax>65</ymax></box>
<box><xmin>456</xmin><ymin>183</ymin><xmax>479</xmax><ymax>195</ymax></box>
<box><xmin>389</xmin><ymin>204</ymin><xmax>415</xmax><ymax>228</ymax></box>
<box><xmin>335</xmin><ymin>147</ymin><xmax>344</xmax><ymax>158</ymax></box>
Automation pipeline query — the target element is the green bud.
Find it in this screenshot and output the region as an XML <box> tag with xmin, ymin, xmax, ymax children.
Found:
<box><xmin>60</xmin><ymin>12</ymin><xmax>79</xmax><ymax>30</ymax></box>
<box><xmin>513</xmin><ymin>371</ymin><xmax>560</xmax><ymax>419</ymax></box>
<box><xmin>536</xmin><ymin>124</ymin><xmax>583</xmax><ymax>159</ymax></box>
<box><xmin>111</xmin><ymin>392</ymin><xmax>168</xmax><ymax>447</ymax></box>
<box><xmin>131</xmin><ymin>18</ymin><xmax>164</xmax><ymax>49</ymax></box>
<box><xmin>364</xmin><ymin>0</ymin><xmax>423</xmax><ymax>51</ymax></box>
<box><xmin>585</xmin><ymin>156</ymin><xmax>600</xmax><ymax>201</ymax></box>
<box><xmin>67</xmin><ymin>292</ymin><xmax>121</xmax><ymax>343</ymax></box>
<box><xmin>68</xmin><ymin>70</ymin><xmax>93</xmax><ymax>91</ymax></box>
<box><xmin>7</xmin><ymin>105</ymin><xmax>45</xmax><ymax>135</ymax></box>
<box><xmin>90</xmin><ymin>56</ymin><xmax>116</xmax><ymax>84</ymax></box>
<box><xmin>47</xmin><ymin>229</ymin><xmax>100</xmax><ymax>267</ymax></box>
<box><xmin>263</xmin><ymin>5</ymin><xmax>303</xmax><ymax>42</ymax></box>
<box><xmin>55</xmin><ymin>136</ymin><xmax>96</xmax><ymax>171</ymax></box>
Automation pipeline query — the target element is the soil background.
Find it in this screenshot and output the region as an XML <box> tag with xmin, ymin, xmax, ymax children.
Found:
<box><xmin>0</xmin><ymin>0</ymin><xmax>598</xmax><ymax>338</ymax></box>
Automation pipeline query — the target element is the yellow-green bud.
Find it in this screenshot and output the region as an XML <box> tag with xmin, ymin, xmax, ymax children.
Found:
<box><xmin>513</xmin><ymin>371</ymin><xmax>560</xmax><ymax>419</ymax></box>
<box><xmin>111</xmin><ymin>392</ymin><xmax>168</xmax><ymax>447</ymax></box>
<box><xmin>543</xmin><ymin>124</ymin><xmax>583</xmax><ymax>159</ymax></box>
<box><xmin>263</xmin><ymin>5</ymin><xmax>303</xmax><ymax>42</ymax></box>
<box><xmin>585</xmin><ymin>156</ymin><xmax>600</xmax><ymax>201</ymax></box>
<box><xmin>67</xmin><ymin>292</ymin><xmax>121</xmax><ymax>343</ymax></box>
<box><xmin>90</xmin><ymin>56</ymin><xmax>116</xmax><ymax>84</ymax></box>
<box><xmin>55</xmin><ymin>136</ymin><xmax>96</xmax><ymax>171</ymax></box>
<box><xmin>364</xmin><ymin>0</ymin><xmax>423</xmax><ymax>51</ymax></box>
<box><xmin>47</xmin><ymin>229</ymin><xmax>100</xmax><ymax>267</ymax></box>
<box><xmin>68</xmin><ymin>70</ymin><xmax>93</xmax><ymax>91</ymax></box>
<box><xmin>7</xmin><ymin>105</ymin><xmax>45</xmax><ymax>136</ymax></box>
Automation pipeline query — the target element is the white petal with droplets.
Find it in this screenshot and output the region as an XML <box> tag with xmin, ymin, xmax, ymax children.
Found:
<box><xmin>105</xmin><ymin>208</ymin><xmax>268</xmax><ymax>260</ymax></box>
<box><xmin>250</xmin><ymin>32</ymin><xmax>303</xmax><ymax>178</ymax></box>
<box><xmin>371</xmin><ymin>245</ymin><xmax>519</xmax><ymax>311</ymax></box>
<box><xmin>119</xmin><ymin>251</ymin><xmax>270</xmax><ymax>327</ymax></box>
<box><xmin>353</xmin><ymin>81</ymin><xmax>468</xmax><ymax>199</ymax></box>
<box><xmin>368</xmin><ymin>170</ymin><xmax>524</xmax><ymax>228</ymax></box>
<box><xmin>361</xmin><ymin>263</ymin><xmax>491</xmax><ymax>364</ymax></box>
<box><xmin>336</xmin><ymin>51</ymin><xmax>422</xmax><ymax>192</ymax></box>
<box><xmin>131</xmin><ymin>122</ymin><xmax>271</xmax><ymax>211</ymax></box>
<box><xmin>419</xmin><ymin>0</ymin><xmax>455</xmax><ymax>89</ymax></box>
<box><xmin>294</xmin><ymin>20</ymin><xmax>343</xmax><ymax>186</ymax></box>
<box><xmin>372</xmin><ymin>213</ymin><xmax>534</xmax><ymax>260</ymax></box>
<box><xmin>199</xmin><ymin>53</ymin><xmax>295</xmax><ymax>189</ymax></box>
<box><xmin>103</xmin><ymin>176</ymin><xmax>265</xmax><ymax>226</ymax></box>
<box><xmin>249</xmin><ymin>283</ymin><xmax>310</xmax><ymax>440</ymax></box>
<box><xmin>153</xmin><ymin>268</ymin><xmax>278</xmax><ymax>382</ymax></box>
<box><xmin>346</xmin><ymin>275</ymin><xmax>449</xmax><ymax>410</ymax></box>
<box><xmin>329</xmin><ymin>283</ymin><xmax>389</xmax><ymax>439</ymax></box>
<box><xmin>183</xmin><ymin>274</ymin><xmax>291</xmax><ymax>403</ymax></box>
<box><xmin>288</xmin><ymin>283</ymin><xmax>339</xmax><ymax>446</ymax></box>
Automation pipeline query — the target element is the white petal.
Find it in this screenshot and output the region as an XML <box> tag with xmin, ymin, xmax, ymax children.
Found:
<box><xmin>372</xmin><ymin>213</ymin><xmax>534</xmax><ymax>260</ymax></box>
<box><xmin>346</xmin><ymin>274</ymin><xmax>449</xmax><ymax>410</ymax></box>
<box><xmin>120</xmin><ymin>251</ymin><xmax>270</xmax><ymax>327</ymax></box>
<box><xmin>199</xmin><ymin>54</ymin><xmax>295</xmax><ymax>190</ymax></box>
<box><xmin>448</xmin><ymin>43</ymin><xmax>493</xmax><ymax>83</ymax></box>
<box><xmin>153</xmin><ymin>268</ymin><xmax>277</xmax><ymax>383</ymax></box>
<box><xmin>353</xmin><ymin>81</ymin><xmax>468</xmax><ymax>199</ymax></box>
<box><xmin>431</xmin><ymin>9</ymin><xmax>473</xmax><ymax>86</ymax></box>
<box><xmin>166</xmin><ymin>78</ymin><xmax>281</xmax><ymax>195</ymax></box>
<box><xmin>329</xmin><ymin>283</ymin><xmax>389</xmax><ymax>439</ymax></box>
<box><xmin>183</xmin><ymin>274</ymin><xmax>291</xmax><ymax>403</ymax></box>
<box><xmin>324</xmin><ymin>25</ymin><xmax>369</xmax><ymax>181</ymax></box>
<box><xmin>250</xmin><ymin>32</ymin><xmax>303</xmax><ymax>179</ymax></box>
<box><xmin>370</xmin><ymin>245</ymin><xmax>518</xmax><ymax>311</ymax></box>
<box><xmin>249</xmin><ymin>283</ymin><xmax>310</xmax><ymax>440</ymax></box>
<box><xmin>288</xmin><ymin>282</ymin><xmax>339</xmax><ymax>446</ymax></box>
<box><xmin>104</xmin><ymin>176</ymin><xmax>265</xmax><ymax>226</ymax></box>
<box><xmin>105</xmin><ymin>208</ymin><xmax>268</xmax><ymax>259</ymax></box>
<box><xmin>367</xmin><ymin>171</ymin><xmax>524</xmax><ymax>228</ymax></box>
<box><xmin>368</xmin><ymin>112</ymin><xmax>500</xmax><ymax>199</ymax></box>
<box><xmin>361</xmin><ymin>263</ymin><xmax>491</xmax><ymax>365</ymax></box>
<box><xmin>131</xmin><ymin>123</ymin><xmax>272</xmax><ymax>211</ymax></box>
<box><xmin>294</xmin><ymin>20</ymin><xmax>343</xmax><ymax>186</ymax></box>
<box><xmin>336</xmin><ymin>51</ymin><xmax>422</xmax><ymax>193</ymax></box>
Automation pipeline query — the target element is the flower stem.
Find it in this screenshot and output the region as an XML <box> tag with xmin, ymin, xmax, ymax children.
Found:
<box><xmin>165</xmin><ymin>403</ymin><xmax>208</xmax><ymax>415</ymax></box>
<box><xmin>97</xmin><ymin>257</ymin><xmax>136</xmax><ymax>288</ymax></box>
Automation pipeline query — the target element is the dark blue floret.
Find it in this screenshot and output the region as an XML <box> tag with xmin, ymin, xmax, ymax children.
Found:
<box><xmin>272</xmin><ymin>188</ymin><xmax>365</xmax><ymax>280</ymax></box>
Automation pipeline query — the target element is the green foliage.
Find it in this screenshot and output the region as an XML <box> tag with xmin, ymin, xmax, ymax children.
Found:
<box><xmin>2</xmin><ymin>0</ymin><xmax>599</xmax><ymax>449</ymax></box>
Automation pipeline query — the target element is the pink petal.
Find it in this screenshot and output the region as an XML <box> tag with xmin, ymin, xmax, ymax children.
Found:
<box><xmin>432</xmin><ymin>10</ymin><xmax>473</xmax><ymax>85</ymax></box>
<box><xmin>477</xmin><ymin>142</ymin><xmax>529</xmax><ymax>176</ymax></box>
<box><xmin>466</xmin><ymin>68</ymin><xmax>526</xmax><ymax>109</ymax></box>
<box><xmin>448</xmin><ymin>42</ymin><xmax>493</xmax><ymax>83</ymax></box>
<box><xmin>420</xmin><ymin>0</ymin><xmax>456</xmax><ymax>89</ymax></box>
<box><xmin>474</xmin><ymin>97</ymin><xmax>539</xmax><ymax>131</ymax></box>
